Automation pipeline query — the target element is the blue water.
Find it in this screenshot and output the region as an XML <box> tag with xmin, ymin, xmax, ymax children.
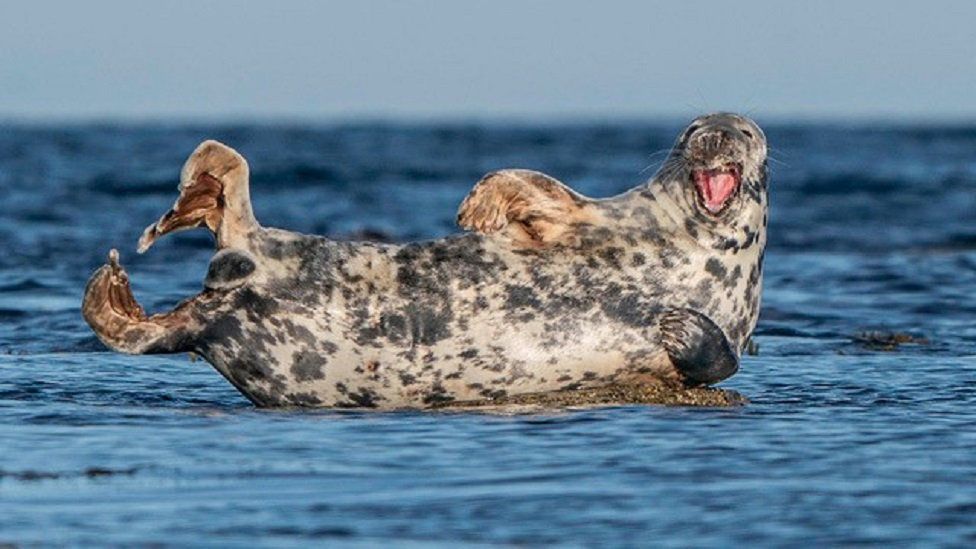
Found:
<box><xmin>1</xmin><ymin>121</ymin><xmax>975</xmax><ymax>546</ymax></box>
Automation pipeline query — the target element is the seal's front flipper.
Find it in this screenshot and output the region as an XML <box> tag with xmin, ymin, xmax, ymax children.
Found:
<box><xmin>82</xmin><ymin>250</ymin><xmax>198</xmax><ymax>354</ymax></box>
<box><xmin>457</xmin><ymin>169</ymin><xmax>597</xmax><ymax>248</ymax></box>
<box><xmin>660</xmin><ymin>308</ymin><xmax>739</xmax><ymax>386</ymax></box>
<box><xmin>138</xmin><ymin>140</ymin><xmax>259</xmax><ymax>253</ymax></box>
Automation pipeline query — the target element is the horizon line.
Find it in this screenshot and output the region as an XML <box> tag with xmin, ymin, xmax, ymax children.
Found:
<box><xmin>4</xmin><ymin>109</ymin><xmax>976</xmax><ymax>127</ymax></box>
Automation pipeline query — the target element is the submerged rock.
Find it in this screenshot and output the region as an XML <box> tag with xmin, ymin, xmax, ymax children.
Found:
<box><xmin>852</xmin><ymin>330</ymin><xmax>929</xmax><ymax>351</ymax></box>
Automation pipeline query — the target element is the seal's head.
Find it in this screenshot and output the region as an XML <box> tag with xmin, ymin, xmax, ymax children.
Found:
<box><xmin>659</xmin><ymin>113</ymin><xmax>767</xmax><ymax>223</ymax></box>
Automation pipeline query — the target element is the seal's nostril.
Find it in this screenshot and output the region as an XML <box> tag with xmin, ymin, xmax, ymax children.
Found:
<box><xmin>701</xmin><ymin>131</ymin><xmax>723</xmax><ymax>147</ymax></box>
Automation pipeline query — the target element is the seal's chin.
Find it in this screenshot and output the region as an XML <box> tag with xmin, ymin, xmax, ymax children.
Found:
<box><xmin>692</xmin><ymin>164</ymin><xmax>741</xmax><ymax>215</ymax></box>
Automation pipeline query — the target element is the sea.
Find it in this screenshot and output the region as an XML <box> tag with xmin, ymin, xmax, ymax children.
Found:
<box><xmin>1</xmin><ymin>120</ymin><xmax>974</xmax><ymax>546</ymax></box>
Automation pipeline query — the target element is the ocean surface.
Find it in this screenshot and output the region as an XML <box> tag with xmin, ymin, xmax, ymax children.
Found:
<box><xmin>1</xmin><ymin>120</ymin><xmax>974</xmax><ymax>546</ymax></box>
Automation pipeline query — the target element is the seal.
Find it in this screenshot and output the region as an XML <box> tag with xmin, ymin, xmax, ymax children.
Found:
<box><xmin>82</xmin><ymin>113</ymin><xmax>768</xmax><ymax>408</ymax></box>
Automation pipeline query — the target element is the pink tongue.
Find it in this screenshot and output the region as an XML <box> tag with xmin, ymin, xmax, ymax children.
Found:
<box><xmin>696</xmin><ymin>172</ymin><xmax>737</xmax><ymax>213</ymax></box>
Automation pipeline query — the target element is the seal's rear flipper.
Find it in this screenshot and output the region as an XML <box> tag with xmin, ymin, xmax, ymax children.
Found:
<box><xmin>457</xmin><ymin>170</ymin><xmax>597</xmax><ymax>248</ymax></box>
<box><xmin>82</xmin><ymin>250</ymin><xmax>198</xmax><ymax>354</ymax></box>
<box><xmin>138</xmin><ymin>140</ymin><xmax>258</xmax><ymax>253</ymax></box>
<box><xmin>660</xmin><ymin>308</ymin><xmax>739</xmax><ymax>386</ymax></box>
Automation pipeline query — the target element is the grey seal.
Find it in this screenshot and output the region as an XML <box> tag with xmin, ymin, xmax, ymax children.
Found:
<box><xmin>82</xmin><ymin>113</ymin><xmax>769</xmax><ymax>408</ymax></box>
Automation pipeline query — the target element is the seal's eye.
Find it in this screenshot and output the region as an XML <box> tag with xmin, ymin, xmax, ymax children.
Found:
<box><xmin>741</xmin><ymin>129</ymin><xmax>753</xmax><ymax>139</ymax></box>
<box><xmin>684</xmin><ymin>124</ymin><xmax>700</xmax><ymax>139</ymax></box>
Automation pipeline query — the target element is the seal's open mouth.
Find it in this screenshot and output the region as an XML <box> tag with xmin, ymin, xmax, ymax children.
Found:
<box><xmin>693</xmin><ymin>164</ymin><xmax>740</xmax><ymax>214</ymax></box>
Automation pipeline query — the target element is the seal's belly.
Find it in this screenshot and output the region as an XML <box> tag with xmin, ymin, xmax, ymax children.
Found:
<box><xmin>199</xmin><ymin>296</ymin><xmax>673</xmax><ymax>408</ymax></box>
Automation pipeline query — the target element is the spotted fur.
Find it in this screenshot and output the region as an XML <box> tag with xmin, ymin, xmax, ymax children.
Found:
<box><xmin>82</xmin><ymin>113</ymin><xmax>769</xmax><ymax>408</ymax></box>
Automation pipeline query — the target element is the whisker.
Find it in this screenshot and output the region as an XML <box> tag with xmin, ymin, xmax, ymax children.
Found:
<box><xmin>646</xmin><ymin>148</ymin><xmax>674</xmax><ymax>158</ymax></box>
<box><xmin>653</xmin><ymin>159</ymin><xmax>685</xmax><ymax>182</ymax></box>
<box><xmin>638</xmin><ymin>149</ymin><xmax>678</xmax><ymax>175</ymax></box>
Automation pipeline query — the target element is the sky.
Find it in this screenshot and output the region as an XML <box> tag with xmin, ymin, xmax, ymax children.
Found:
<box><xmin>1</xmin><ymin>0</ymin><xmax>974</xmax><ymax>121</ymax></box>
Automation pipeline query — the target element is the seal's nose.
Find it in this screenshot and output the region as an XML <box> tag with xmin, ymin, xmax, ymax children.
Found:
<box><xmin>689</xmin><ymin>121</ymin><xmax>751</xmax><ymax>153</ymax></box>
<box><xmin>691</xmin><ymin>125</ymin><xmax>733</xmax><ymax>151</ymax></box>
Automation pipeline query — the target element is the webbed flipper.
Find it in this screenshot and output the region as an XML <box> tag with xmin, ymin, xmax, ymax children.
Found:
<box><xmin>659</xmin><ymin>308</ymin><xmax>739</xmax><ymax>386</ymax></box>
<box><xmin>138</xmin><ymin>140</ymin><xmax>258</xmax><ymax>253</ymax></box>
<box><xmin>82</xmin><ymin>250</ymin><xmax>199</xmax><ymax>355</ymax></box>
<box><xmin>457</xmin><ymin>169</ymin><xmax>597</xmax><ymax>249</ymax></box>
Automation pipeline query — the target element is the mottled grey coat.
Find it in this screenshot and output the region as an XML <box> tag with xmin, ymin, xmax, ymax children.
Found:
<box><xmin>83</xmin><ymin>113</ymin><xmax>768</xmax><ymax>408</ymax></box>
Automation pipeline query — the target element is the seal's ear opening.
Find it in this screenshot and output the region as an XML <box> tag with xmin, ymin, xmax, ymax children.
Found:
<box><xmin>138</xmin><ymin>140</ymin><xmax>259</xmax><ymax>253</ymax></box>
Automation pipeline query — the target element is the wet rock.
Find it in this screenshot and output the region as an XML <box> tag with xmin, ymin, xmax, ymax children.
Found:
<box><xmin>853</xmin><ymin>331</ymin><xmax>929</xmax><ymax>351</ymax></box>
<box><xmin>433</xmin><ymin>382</ymin><xmax>747</xmax><ymax>411</ymax></box>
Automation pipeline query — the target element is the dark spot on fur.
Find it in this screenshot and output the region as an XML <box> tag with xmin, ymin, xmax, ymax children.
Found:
<box><xmin>479</xmin><ymin>388</ymin><xmax>507</xmax><ymax>400</ymax></box>
<box><xmin>200</xmin><ymin>314</ymin><xmax>245</xmax><ymax>342</ymax></box>
<box><xmin>286</xmin><ymin>392</ymin><xmax>324</xmax><ymax>406</ymax></box>
<box><xmin>658</xmin><ymin>250</ymin><xmax>676</xmax><ymax>269</ymax></box>
<box><xmin>726</xmin><ymin>265</ymin><xmax>742</xmax><ymax>288</ymax></box>
<box><xmin>233</xmin><ymin>288</ymin><xmax>279</xmax><ymax>320</ymax></box>
<box><xmin>291</xmin><ymin>350</ymin><xmax>327</xmax><ymax>382</ymax></box>
<box><xmin>742</xmin><ymin>227</ymin><xmax>758</xmax><ymax>248</ymax></box>
<box><xmin>280</xmin><ymin>319</ymin><xmax>316</xmax><ymax>344</ymax></box>
<box><xmin>423</xmin><ymin>384</ymin><xmax>455</xmax><ymax>405</ymax></box>
<box><xmin>398</xmin><ymin>371</ymin><xmax>417</xmax><ymax>386</ymax></box>
<box><xmin>506</xmin><ymin>285</ymin><xmax>543</xmax><ymax>311</ymax></box>
<box><xmin>380</xmin><ymin>313</ymin><xmax>408</xmax><ymax>342</ymax></box>
<box><xmin>714</xmin><ymin>236</ymin><xmax>738</xmax><ymax>251</ymax></box>
<box><xmin>405</xmin><ymin>304</ymin><xmax>452</xmax><ymax>345</ymax></box>
<box><xmin>530</xmin><ymin>270</ymin><xmax>554</xmax><ymax>290</ymax></box>
<box><xmin>597</xmin><ymin>247</ymin><xmax>624</xmax><ymax>270</ymax></box>
<box><xmin>705</xmin><ymin>258</ymin><xmax>727</xmax><ymax>280</ymax></box>
<box><xmin>600</xmin><ymin>284</ymin><xmax>651</xmax><ymax>327</ymax></box>
<box><xmin>338</xmin><ymin>387</ymin><xmax>380</xmax><ymax>408</ymax></box>
<box><xmin>445</xmin><ymin>368</ymin><xmax>464</xmax><ymax>380</ymax></box>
